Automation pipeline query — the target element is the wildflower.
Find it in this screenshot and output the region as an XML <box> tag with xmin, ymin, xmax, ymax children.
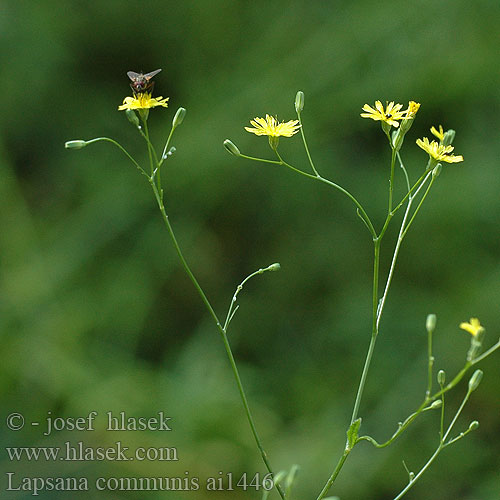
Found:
<box><xmin>405</xmin><ymin>101</ymin><xmax>421</xmax><ymax>119</ymax></box>
<box><xmin>430</xmin><ymin>125</ymin><xmax>445</xmax><ymax>142</ymax></box>
<box><xmin>394</xmin><ymin>101</ymin><xmax>421</xmax><ymax>146</ymax></box>
<box><xmin>416</xmin><ymin>137</ymin><xmax>463</xmax><ymax>163</ymax></box>
<box><xmin>460</xmin><ymin>318</ymin><xmax>483</xmax><ymax>337</ymax></box>
<box><xmin>118</xmin><ymin>93</ymin><xmax>169</xmax><ymax>111</ymax></box>
<box><xmin>245</xmin><ymin>114</ymin><xmax>300</xmax><ymax>138</ymax></box>
<box><xmin>360</xmin><ymin>100</ymin><xmax>407</xmax><ymax>128</ymax></box>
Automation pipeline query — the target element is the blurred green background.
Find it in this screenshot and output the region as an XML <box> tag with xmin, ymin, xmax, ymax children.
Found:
<box><xmin>1</xmin><ymin>0</ymin><xmax>499</xmax><ymax>499</ymax></box>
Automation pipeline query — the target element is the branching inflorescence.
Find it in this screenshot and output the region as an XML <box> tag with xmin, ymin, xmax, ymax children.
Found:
<box><xmin>66</xmin><ymin>73</ymin><xmax>500</xmax><ymax>500</ymax></box>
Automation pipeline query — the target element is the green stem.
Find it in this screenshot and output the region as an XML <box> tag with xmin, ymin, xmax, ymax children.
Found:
<box><xmin>471</xmin><ymin>338</ymin><xmax>500</xmax><ymax>364</ymax></box>
<box><xmin>351</xmin><ymin>239</ymin><xmax>380</xmax><ymax>423</ymax></box>
<box><xmin>388</xmin><ymin>148</ymin><xmax>397</xmax><ymax>212</ymax></box>
<box><xmin>148</xmin><ymin>180</ymin><xmax>286</xmax><ymax>500</ymax></box>
<box><xmin>254</xmin><ymin>151</ymin><xmax>377</xmax><ymax>238</ymax></box>
<box><xmin>141</xmin><ymin>118</ymin><xmax>155</xmax><ymax>176</ymax></box>
<box><xmin>296</xmin><ymin>110</ymin><xmax>319</xmax><ymax>176</ymax></box>
<box><xmin>376</xmin><ymin>171</ymin><xmax>433</xmax><ymax>331</ymax></box>
<box><xmin>401</xmin><ymin>175</ymin><xmax>435</xmax><ymax>239</ymax></box>
<box><xmin>85</xmin><ymin>137</ymin><xmax>146</xmax><ymax>175</ymax></box>
<box><xmin>392</xmin><ymin>444</ymin><xmax>443</xmax><ymax>500</ymax></box>
<box><xmin>392</xmin><ymin>388</ymin><xmax>472</xmax><ymax>500</ymax></box>
<box><xmin>316</xmin><ymin>156</ymin><xmax>434</xmax><ymax>497</ymax></box>
<box><xmin>315</xmin><ymin>449</ymin><xmax>351</xmax><ymax>500</ymax></box>
<box><xmin>426</xmin><ymin>327</ymin><xmax>434</xmax><ymax>399</ymax></box>
<box><xmin>159</xmin><ymin>125</ymin><xmax>176</xmax><ymax>167</ymax></box>
<box><xmin>391</xmin><ymin>169</ymin><xmax>429</xmax><ymax>216</ymax></box>
<box><xmin>142</xmin><ymin>118</ymin><xmax>164</xmax><ymax>197</ymax></box>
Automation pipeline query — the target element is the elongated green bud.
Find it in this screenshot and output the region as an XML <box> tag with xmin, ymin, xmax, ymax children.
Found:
<box><xmin>223</xmin><ymin>139</ymin><xmax>241</xmax><ymax>157</ymax></box>
<box><xmin>468</xmin><ymin>369</ymin><xmax>483</xmax><ymax>392</ymax></box>
<box><xmin>468</xmin><ymin>420</ymin><xmax>479</xmax><ymax>431</ymax></box>
<box><xmin>172</xmin><ymin>107</ymin><xmax>186</xmax><ymax>128</ymax></box>
<box><xmin>432</xmin><ymin>164</ymin><xmax>442</xmax><ymax>177</ymax></box>
<box><xmin>426</xmin><ymin>314</ymin><xmax>437</xmax><ymax>333</ymax></box>
<box><xmin>65</xmin><ymin>140</ymin><xmax>87</xmax><ymax>149</ymax></box>
<box><xmin>437</xmin><ymin>369</ymin><xmax>446</xmax><ymax>386</ymax></box>
<box><xmin>295</xmin><ymin>91</ymin><xmax>305</xmax><ymax>113</ymax></box>
<box><xmin>443</xmin><ymin>129</ymin><xmax>456</xmax><ymax>146</ymax></box>
<box><xmin>125</xmin><ymin>109</ymin><xmax>140</xmax><ymax>127</ymax></box>
<box><xmin>430</xmin><ymin>400</ymin><xmax>442</xmax><ymax>409</ymax></box>
<box><xmin>267</xmin><ymin>263</ymin><xmax>281</xmax><ymax>272</ymax></box>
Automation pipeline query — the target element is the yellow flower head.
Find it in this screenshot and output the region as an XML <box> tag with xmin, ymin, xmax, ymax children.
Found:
<box><xmin>118</xmin><ymin>93</ymin><xmax>169</xmax><ymax>111</ymax></box>
<box><xmin>245</xmin><ymin>115</ymin><xmax>301</xmax><ymax>138</ymax></box>
<box><xmin>416</xmin><ymin>137</ymin><xmax>464</xmax><ymax>163</ymax></box>
<box><xmin>460</xmin><ymin>318</ymin><xmax>483</xmax><ymax>337</ymax></box>
<box><xmin>360</xmin><ymin>100</ymin><xmax>407</xmax><ymax>128</ymax></box>
<box><xmin>405</xmin><ymin>101</ymin><xmax>421</xmax><ymax>119</ymax></box>
<box><xmin>430</xmin><ymin>125</ymin><xmax>445</xmax><ymax>142</ymax></box>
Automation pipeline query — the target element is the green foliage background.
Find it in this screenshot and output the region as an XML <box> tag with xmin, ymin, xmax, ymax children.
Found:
<box><xmin>1</xmin><ymin>1</ymin><xmax>499</xmax><ymax>499</ymax></box>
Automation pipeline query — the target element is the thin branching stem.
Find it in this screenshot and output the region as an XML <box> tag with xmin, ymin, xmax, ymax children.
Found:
<box><xmin>148</xmin><ymin>179</ymin><xmax>286</xmax><ymax>500</ymax></box>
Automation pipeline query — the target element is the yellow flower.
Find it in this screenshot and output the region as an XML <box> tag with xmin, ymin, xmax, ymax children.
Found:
<box><xmin>405</xmin><ymin>101</ymin><xmax>421</xmax><ymax>118</ymax></box>
<box><xmin>416</xmin><ymin>137</ymin><xmax>464</xmax><ymax>163</ymax></box>
<box><xmin>244</xmin><ymin>115</ymin><xmax>301</xmax><ymax>137</ymax></box>
<box><xmin>460</xmin><ymin>318</ymin><xmax>483</xmax><ymax>337</ymax></box>
<box><xmin>430</xmin><ymin>125</ymin><xmax>445</xmax><ymax>141</ymax></box>
<box><xmin>118</xmin><ymin>93</ymin><xmax>169</xmax><ymax>111</ymax></box>
<box><xmin>360</xmin><ymin>100</ymin><xmax>407</xmax><ymax>128</ymax></box>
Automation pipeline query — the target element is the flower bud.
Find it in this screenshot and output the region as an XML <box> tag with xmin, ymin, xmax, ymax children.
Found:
<box><xmin>432</xmin><ymin>163</ymin><xmax>442</xmax><ymax>177</ymax></box>
<box><xmin>467</xmin><ymin>328</ymin><xmax>485</xmax><ymax>362</ymax></box>
<box><xmin>426</xmin><ymin>314</ymin><xmax>437</xmax><ymax>333</ymax></box>
<box><xmin>295</xmin><ymin>91</ymin><xmax>305</xmax><ymax>113</ymax></box>
<box><xmin>443</xmin><ymin>129</ymin><xmax>456</xmax><ymax>146</ymax></box>
<box><xmin>125</xmin><ymin>109</ymin><xmax>140</xmax><ymax>127</ymax></box>
<box><xmin>430</xmin><ymin>400</ymin><xmax>442</xmax><ymax>409</ymax></box>
<box><xmin>223</xmin><ymin>139</ymin><xmax>241</xmax><ymax>157</ymax></box>
<box><xmin>172</xmin><ymin>107</ymin><xmax>186</xmax><ymax>128</ymax></box>
<box><xmin>468</xmin><ymin>420</ymin><xmax>479</xmax><ymax>431</ymax></box>
<box><xmin>65</xmin><ymin>140</ymin><xmax>87</xmax><ymax>150</ymax></box>
<box><xmin>437</xmin><ymin>369</ymin><xmax>446</xmax><ymax>386</ymax></box>
<box><xmin>468</xmin><ymin>369</ymin><xmax>483</xmax><ymax>392</ymax></box>
<box><xmin>268</xmin><ymin>263</ymin><xmax>281</xmax><ymax>272</ymax></box>
<box><xmin>163</xmin><ymin>146</ymin><xmax>176</xmax><ymax>159</ymax></box>
<box><xmin>391</xmin><ymin>128</ymin><xmax>404</xmax><ymax>152</ymax></box>
<box><xmin>399</xmin><ymin>101</ymin><xmax>420</xmax><ymax>135</ymax></box>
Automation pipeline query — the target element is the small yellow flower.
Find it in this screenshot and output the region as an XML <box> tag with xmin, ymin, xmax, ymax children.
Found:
<box><xmin>430</xmin><ymin>125</ymin><xmax>445</xmax><ymax>141</ymax></box>
<box><xmin>244</xmin><ymin>114</ymin><xmax>301</xmax><ymax>137</ymax></box>
<box><xmin>460</xmin><ymin>318</ymin><xmax>483</xmax><ymax>337</ymax></box>
<box><xmin>416</xmin><ymin>137</ymin><xmax>464</xmax><ymax>163</ymax></box>
<box><xmin>118</xmin><ymin>93</ymin><xmax>169</xmax><ymax>111</ymax></box>
<box><xmin>405</xmin><ymin>101</ymin><xmax>421</xmax><ymax>118</ymax></box>
<box><xmin>360</xmin><ymin>100</ymin><xmax>407</xmax><ymax>128</ymax></box>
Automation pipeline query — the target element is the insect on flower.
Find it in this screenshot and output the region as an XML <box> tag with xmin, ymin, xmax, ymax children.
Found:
<box><xmin>127</xmin><ymin>69</ymin><xmax>162</xmax><ymax>96</ymax></box>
